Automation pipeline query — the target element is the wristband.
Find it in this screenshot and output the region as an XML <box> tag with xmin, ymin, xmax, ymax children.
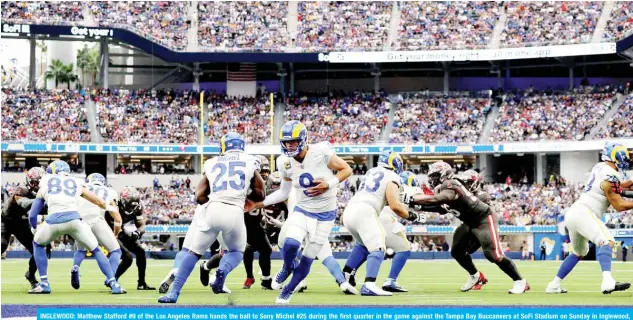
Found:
<box><xmin>113</xmin><ymin>221</ymin><xmax>122</xmax><ymax>227</ymax></box>
<box><xmin>327</xmin><ymin>177</ymin><xmax>340</xmax><ymax>190</ymax></box>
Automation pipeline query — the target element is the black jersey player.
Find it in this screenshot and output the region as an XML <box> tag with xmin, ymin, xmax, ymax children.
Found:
<box><xmin>106</xmin><ymin>186</ymin><xmax>155</xmax><ymax>290</ymax></box>
<box><xmin>1</xmin><ymin>167</ymin><xmax>51</xmax><ymax>288</ymax></box>
<box><xmin>405</xmin><ymin>162</ymin><xmax>528</xmax><ymax>294</ymax></box>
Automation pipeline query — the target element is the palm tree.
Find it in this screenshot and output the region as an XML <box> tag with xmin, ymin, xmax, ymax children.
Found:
<box><xmin>45</xmin><ymin>60</ymin><xmax>79</xmax><ymax>89</ymax></box>
<box><xmin>35</xmin><ymin>40</ymin><xmax>48</xmax><ymax>77</ymax></box>
<box><xmin>76</xmin><ymin>45</ymin><xmax>92</xmax><ymax>87</ymax></box>
<box><xmin>44</xmin><ymin>59</ymin><xmax>65</xmax><ymax>88</ymax></box>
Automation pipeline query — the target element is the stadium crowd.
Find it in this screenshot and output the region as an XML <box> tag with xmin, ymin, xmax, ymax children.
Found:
<box><xmin>390</xmin><ymin>93</ymin><xmax>490</xmax><ymax>144</ymax></box>
<box><xmin>1</xmin><ymin>1</ymin><xmax>83</xmax><ymax>25</ymax></box>
<box><xmin>603</xmin><ymin>1</ymin><xmax>633</xmax><ymax>40</ymax></box>
<box><xmin>284</xmin><ymin>91</ymin><xmax>390</xmax><ymax>144</ymax></box>
<box><xmin>1</xmin><ymin>88</ymin><xmax>91</xmax><ymax>142</ymax></box>
<box><xmin>490</xmin><ymin>89</ymin><xmax>616</xmax><ymax>142</ymax></box>
<box><xmin>595</xmin><ymin>95</ymin><xmax>633</xmax><ymax>140</ymax></box>
<box><xmin>206</xmin><ymin>95</ymin><xmax>271</xmax><ymax>144</ymax></box>
<box><xmin>501</xmin><ymin>1</ymin><xmax>603</xmax><ymax>47</ymax></box>
<box><xmin>89</xmin><ymin>1</ymin><xmax>189</xmax><ymax>51</ymax></box>
<box><xmin>296</xmin><ymin>1</ymin><xmax>392</xmax><ymax>52</ymax></box>
<box><xmin>94</xmin><ymin>88</ymin><xmax>199</xmax><ymax>144</ymax></box>
<box><xmin>398</xmin><ymin>1</ymin><xmax>500</xmax><ymax>50</ymax></box>
<box><xmin>197</xmin><ymin>1</ymin><xmax>288</xmax><ymax>52</ymax></box>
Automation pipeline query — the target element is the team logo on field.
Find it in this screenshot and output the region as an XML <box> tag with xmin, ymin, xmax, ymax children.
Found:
<box><xmin>540</xmin><ymin>237</ymin><xmax>556</xmax><ymax>256</ymax></box>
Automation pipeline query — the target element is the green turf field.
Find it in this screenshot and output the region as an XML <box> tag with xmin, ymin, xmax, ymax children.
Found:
<box><xmin>1</xmin><ymin>259</ymin><xmax>631</xmax><ymax>305</ymax></box>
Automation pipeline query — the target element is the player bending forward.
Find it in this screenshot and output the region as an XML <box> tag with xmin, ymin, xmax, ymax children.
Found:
<box><xmin>245</xmin><ymin>120</ymin><xmax>353</xmax><ymax>304</ymax></box>
<box><xmin>342</xmin><ymin>151</ymin><xmax>418</xmax><ymax>296</ymax></box>
<box><xmin>546</xmin><ymin>143</ymin><xmax>632</xmax><ymax>295</ymax></box>
<box><xmin>72</xmin><ymin>173</ymin><xmax>123</xmax><ymax>290</ymax></box>
<box><xmin>28</xmin><ymin>160</ymin><xmax>125</xmax><ymax>294</ymax></box>
<box><xmin>158</xmin><ymin>132</ymin><xmax>265</xmax><ymax>303</ymax></box>
<box><xmin>404</xmin><ymin>161</ymin><xmax>528</xmax><ymax>294</ymax></box>
<box><xmin>344</xmin><ymin>170</ymin><xmax>423</xmax><ymax>293</ymax></box>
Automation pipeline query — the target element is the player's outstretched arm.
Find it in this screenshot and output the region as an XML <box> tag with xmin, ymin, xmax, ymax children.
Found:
<box><xmin>246</xmin><ymin>178</ymin><xmax>292</xmax><ymax>212</ymax></box>
<box><xmin>602</xmin><ymin>180</ymin><xmax>633</xmax><ymax>212</ymax></box>
<box><xmin>411</xmin><ymin>189</ymin><xmax>456</xmax><ymax>206</ymax></box>
<box><xmin>195</xmin><ymin>173</ymin><xmax>210</xmax><ymax>204</ymax></box>
<box><xmin>249</xmin><ymin>170</ymin><xmax>266</xmax><ymax>202</ymax></box>
<box><xmin>386</xmin><ymin>182</ymin><xmax>409</xmax><ymax>219</ymax></box>
<box><xmin>306</xmin><ymin>154</ymin><xmax>352</xmax><ymax>197</ymax></box>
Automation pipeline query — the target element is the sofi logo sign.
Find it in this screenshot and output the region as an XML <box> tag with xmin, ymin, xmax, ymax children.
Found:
<box><xmin>70</xmin><ymin>26</ymin><xmax>114</xmax><ymax>37</ymax></box>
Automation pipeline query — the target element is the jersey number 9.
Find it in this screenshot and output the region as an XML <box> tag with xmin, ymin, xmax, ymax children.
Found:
<box><xmin>48</xmin><ymin>177</ymin><xmax>77</xmax><ymax>197</ymax></box>
<box><xmin>211</xmin><ymin>161</ymin><xmax>246</xmax><ymax>192</ymax></box>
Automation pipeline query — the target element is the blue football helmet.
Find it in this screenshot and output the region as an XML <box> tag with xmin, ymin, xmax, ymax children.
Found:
<box><xmin>377</xmin><ymin>150</ymin><xmax>404</xmax><ymax>174</ymax></box>
<box><xmin>220</xmin><ymin>132</ymin><xmax>245</xmax><ymax>154</ymax></box>
<box><xmin>601</xmin><ymin>142</ymin><xmax>631</xmax><ymax>171</ymax></box>
<box><xmin>400</xmin><ymin>171</ymin><xmax>419</xmax><ymax>187</ymax></box>
<box><xmin>86</xmin><ymin>173</ymin><xmax>106</xmax><ymax>186</ymax></box>
<box><xmin>279</xmin><ymin>120</ymin><xmax>308</xmax><ymax>157</ymax></box>
<box><xmin>46</xmin><ymin>160</ymin><xmax>70</xmax><ymax>175</ymax></box>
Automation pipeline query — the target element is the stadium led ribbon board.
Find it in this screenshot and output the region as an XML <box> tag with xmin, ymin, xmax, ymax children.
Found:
<box><xmin>322</xmin><ymin>43</ymin><xmax>617</xmax><ymax>63</ymax></box>
<box><xmin>2</xmin><ymin>139</ymin><xmax>631</xmax><ymax>155</ymax></box>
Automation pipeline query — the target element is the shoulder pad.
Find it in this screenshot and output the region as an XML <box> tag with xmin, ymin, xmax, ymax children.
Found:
<box><xmin>605</xmin><ymin>174</ymin><xmax>620</xmax><ymax>184</ymax></box>
<box><xmin>441</xmin><ymin>179</ymin><xmax>462</xmax><ymax>190</ymax></box>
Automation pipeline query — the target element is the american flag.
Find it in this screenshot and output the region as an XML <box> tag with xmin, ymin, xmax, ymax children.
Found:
<box><xmin>227</xmin><ymin>63</ymin><xmax>256</xmax><ymax>81</ymax></box>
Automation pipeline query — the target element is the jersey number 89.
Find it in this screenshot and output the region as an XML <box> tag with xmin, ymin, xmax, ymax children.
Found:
<box><xmin>48</xmin><ymin>177</ymin><xmax>78</xmax><ymax>197</ymax></box>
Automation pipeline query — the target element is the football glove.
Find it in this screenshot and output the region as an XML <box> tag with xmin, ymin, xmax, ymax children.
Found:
<box><xmin>400</xmin><ymin>191</ymin><xmax>413</xmax><ymax>205</ymax></box>
<box><xmin>130</xmin><ymin>230</ymin><xmax>142</xmax><ymax>241</ymax></box>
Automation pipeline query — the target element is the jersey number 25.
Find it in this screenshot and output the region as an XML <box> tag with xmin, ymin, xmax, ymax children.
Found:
<box><xmin>211</xmin><ymin>161</ymin><xmax>246</xmax><ymax>192</ymax></box>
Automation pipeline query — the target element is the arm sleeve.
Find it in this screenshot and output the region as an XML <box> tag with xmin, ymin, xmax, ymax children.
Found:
<box><xmin>263</xmin><ymin>179</ymin><xmax>292</xmax><ymax>207</ymax></box>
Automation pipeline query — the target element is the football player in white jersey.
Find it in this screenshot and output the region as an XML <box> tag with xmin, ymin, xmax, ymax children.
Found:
<box><xmin>276</xmin><ymin>187</ymin><xmax>355</xmax><ymax>295</ymax></box>
<box><xmin>158</xmin><ymin>132</ymin><xmax>265</xmax><ymax>303</ymax></box>
<box><xmin>71</xmin><ymin>173</ymin><xmax>122</xmax><ymax>290</ymax></box>
<box><xmin>342</xmin><ymin>151</ymin><xmax>417</xmax><ymax>296</ymax></box>
<box><xmin>245</xmin><ymin>120</ymin><xmax>353</xmax><ymax>304</ymax></box>
<box><xmin>27</xmin><ymin>160</ymin><xmax>125</xmax><ymax>294</ymax></box>
<box><xmin>546</xmin><ymin>142</ymin><xmax>633</xmax><ymax>295</ymax></box>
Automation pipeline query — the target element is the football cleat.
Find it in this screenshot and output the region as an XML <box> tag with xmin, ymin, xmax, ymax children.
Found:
<box><xmin>276</xmin><ymin>290</ymin><xmax>292</xmax><ymax>304</ymax></box>
<box><xmin>211</xmin><ymin>269</ymin><xmax>231</xmax><ymax>294</ymax></box>
<box><xmin>243</xmin><ymin>277</ymin><xmax>255</xmax><ymax>289</ymax></box>
<box><xmin>137</xmin><ymin>282</ymin><xmax>155</xmax><ymax>290</ymax></box>
<box><xmin>25</xmin><ymin>271</ymin><xmax>39</xmax><ymax>289</ymax></box>
<box><xmin>158</xmin><ymin>292</ymin><xmax>179</xmax><ymax>303</ymax></box>
<box><xmin>340</xmin><ymin>281</ymin><xmax>359</xmax><ymax>295</ymax></box>
<box><xmin>601</xmin><ymin>279</ymin><xmax>631</xmax><ymax>294</ymax></box>
<box><xmin>508</xmin><ymin>279</ymin><xmax>530</xmax><ymax>294</ymax></box>
<box><xmin>110</xmin><ymin>281</ymin><xmax>127</xmax><ymax>294</ymax></box>
<box><xmin>294</xmin><ymin>280</ymin><xmax>308</xmax><ymax>293</ymax></box>
<box><xmin>261</xmin><ymin>278</ymin><xmax>273</xmax><ymax>290</ymax></box>
<box><xmin>272</xmin><ymin>268</ymin><xmax>292</xmax><ymax>290</ymax></box>
<box><xmin>28</xmin><ymin>282</ymin><xmax>51</xmax><ymax>294</ymax></box>
<box><xmin>461</xmin><ymin>272</ymin><xmax>487</xmax><ymax>292</ymax></box>
<box><xmin>71</xmin><ymin>266</ymin><xmax>80</xmax><ymax>290</ymax></box>
<box><xmin>361</xmin><ymin>282</ymin><xmax>393</xmax><ymax>296</ymax></box>
<box><xmin>159</xmin><ymin>272</ymin><xmax>175</xmax><ymax>294</ymax></box>
<box><xmin>382</xmin><ymin>279</ymin><xmax>408</xmax><ymax>293</ymax></box>
<box><xmin>545</xmin><ymin>281</ymin><xmax>568</xmax><ymax>294</ymax></box>
<box><xmin>199</xmin><ymin>261</ymin><xmax>210</xmax><ymax>287</ymax></box>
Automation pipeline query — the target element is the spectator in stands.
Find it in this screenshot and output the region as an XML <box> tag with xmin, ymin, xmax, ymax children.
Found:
<box><xmin>595</xmin><ymin>95</ymin><xmax>633</xmax><ymax>139</ymax></box>
<box><xmin>1</xmin><ymin>88</ymin><xmax>91</xmax><ymax>142</ymax></box>
<box><xmin>399</xmin><ymin>1</ymin><xmax>499</xmax><ymax>50</ymax></box>
<box><xmin>390</xmin><ymin>93</ymin><xmax>490</xmax><ymax>144</ymax></box>
<box><xmin>90</xmin><ymin>1</ymin><xmax>188</xmax><ymax>51</ymax></box>
<box><xmin>2</xmin><ymin>1</ymin><xmax>84</xmax><ymax>25</ymax></box>
<box><xmin>206</xmin><ymin>94</ymin><xmax>271</xmax><ymax>144</ymax></box>
<box><xmin>603</xmin><ymin>2</ymin><xmax>633</xmax><ymax>40</ymax></box>
<box><xmin>198</xmin><ymin>2</ymin><xmax>288</xmax><ymax>52</ymax></box>
<box><xmin>297</xmin><ymin>1</ymin><xmax>392</xmax><ymax>51</ymax></box>
<box><xmin>501</xmin><ymin>2</ymin><xmax>603</xmax><ymax>47</ymax></box>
